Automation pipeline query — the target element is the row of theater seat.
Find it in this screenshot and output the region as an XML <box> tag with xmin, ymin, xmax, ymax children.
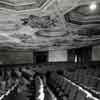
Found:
<box><xmin>0</xmin><ymin>67</ymin><xmax>36</xmax><ymax>97</ymax></box>
<box><xmin>0</xmin><ymin>67</ymin><xmax>58</xmax><ymax>100</ymax></box>
<box><xmin>47</xmin><ymin>72</ymin><xmax>99</xmax><ymax>100</ymax></box>
<box><xmin>63</xmin><ymin>68</ymin><xmax>100</xmax><ymax>98</ymax></box>
<box><xmin>0</xmin><ymin>67</ymin><xmax>36</xmax><ymax>100</ymax></box>
<box><xmin>0</xmin><ymin>75</ymin><xmax>44</xmax><ymax>100</ymax></box>
<box><xmin>0</xmin><ymin>82</ymin><xmax>18</xmax><ymax>100</ymax></box>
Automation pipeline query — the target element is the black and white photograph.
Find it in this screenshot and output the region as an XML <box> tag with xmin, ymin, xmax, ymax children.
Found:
<box><xmin>0</xmin><ymin>0</ymin><xmax>99</xmax><ymax>100</ymax></box>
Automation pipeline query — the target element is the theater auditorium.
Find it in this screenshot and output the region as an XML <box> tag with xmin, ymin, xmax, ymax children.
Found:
<box><xmin>0</xmin><ymin>0</ymin><xmax>99</xmax><ymax>100</ymax></box>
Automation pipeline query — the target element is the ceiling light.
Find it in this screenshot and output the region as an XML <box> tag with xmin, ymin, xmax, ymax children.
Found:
<box><xmin>89</xmin><ymin>3</ymin><xmax>97</xmax><ymax>11</ymax></box>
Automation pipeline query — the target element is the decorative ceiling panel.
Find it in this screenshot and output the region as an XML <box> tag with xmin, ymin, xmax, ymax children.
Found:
<box><xmin>1</xmin><ymin>0</ymin><xmax>37</xmax><ymax>4</ymax></box>
<box><xmin>0</xmin><ymin>0</ymin><xmax>47</xmax><ymax>5</ymax></box>
<box><xmin>0</xmin><ymin>0</ymin><xmax>48</xmax><ymax>11</ymax></box>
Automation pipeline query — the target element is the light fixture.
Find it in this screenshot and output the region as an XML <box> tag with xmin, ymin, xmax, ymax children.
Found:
<box><xmin>75</xmin><ymin>55</ymin><xmax>77</xmax><ymax>63</ymax></box>
<box><xmin>89</xmin><ymin>2</ymin><xmax>97</xmax><ymax>11</ymax></box>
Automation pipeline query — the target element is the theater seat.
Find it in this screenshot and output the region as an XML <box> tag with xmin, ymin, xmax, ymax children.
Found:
<box><xmin>97</xmin><ymin>80</ymin><xmax>100</xmax><ymax>91</ymax></box>
<box><xmin>76</xmin><ymin>90</ymin><xmax>87</xmax><ymax>100</ymax></box>
<box><xmin>57</xmin><ymin>77</ymin><xmax>64</xmax><ymax>88</ymax></box>
<box><xmin>74</xmin><ymin>70</ymin><xmax>79</xmax><ymax>81</ymax></box>
<box><xmin>13</xmin><ymin>93</ymin><xmax>28</xmax><ymax>100</ymax></box>
<box><xmin>61</xmin><ymin>96</ymin><xmax>68</xmax><ymax>100</ymax></box>
<box><xmin>68</xmin><ymin>85</ymin><xmax>78</xmax><ymax>100</ymax></box>
<box><xmin>63</xmin><ymin>82</ymin><xmax>71</xmax><ymax>96</ymax></box>
<box><xmin>88</xmin><ymin>77</ymin><xmax>98</xmax><ymax>90</ymax></box>
<box><xmin>86</xmin><ymin>97</ymin><xmax>99</xmax><ymax>100</ymax></box>
<box><xmin>61</xmin><ymin>80</ymin><xmax>67</xmax><ymax>91</ymax></box>
<box><xmin>83</xmin><ymin>75</ymin><xmax>90</xmax><ymax>86</ymax></box>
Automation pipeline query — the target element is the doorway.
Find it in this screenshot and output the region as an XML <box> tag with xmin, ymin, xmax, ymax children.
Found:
<box><xmin>34</xmin><ymin>51</ymin><xmax>48</xmax><ymax>64</ymax></box>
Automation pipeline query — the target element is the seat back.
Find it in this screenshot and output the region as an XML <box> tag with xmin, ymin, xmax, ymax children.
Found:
<box><xmin>68</xmin><ymin>85</ymin><xmax>78</xmax><ymax>100</ymax></box>
<box><xmin>97</xmin><ymin>80</ymin><xmax>100</xmax><ymax>91</ymax></box>
<box><xmin>76</xmin><ymin>90</ymin><xmax>87</xmax><ymax>100</ymax></box>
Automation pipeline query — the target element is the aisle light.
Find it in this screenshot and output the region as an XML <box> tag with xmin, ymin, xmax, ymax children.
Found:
<box><xmin>75</xmin><ymin>55</ymin><xmax>77</xmax><ymax>63</ymax></box>
<box><xmin>37</xmin><ymin>78</ymin><xmax>45</xmax><ymax>100</ymax></box>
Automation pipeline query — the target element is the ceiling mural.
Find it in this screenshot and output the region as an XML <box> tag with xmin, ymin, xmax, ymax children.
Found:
<box><xmin>0</xmin><ymin>0</ymin><xmax>100</xmax><ymax>50</ymax></box>
<box><xmin>21</xmin><ymin>14</ymin><xmax>62</xmax><ymax>28</ymax></box>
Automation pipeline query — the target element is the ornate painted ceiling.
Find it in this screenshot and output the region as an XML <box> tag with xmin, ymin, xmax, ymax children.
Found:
<box><xmin>0</xmin><ymin>0</ymin><xmax>100</xmax><ymax>50</ymax></box>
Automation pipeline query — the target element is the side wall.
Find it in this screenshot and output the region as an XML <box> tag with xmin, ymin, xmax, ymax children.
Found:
<box><xmin>0</xmin><ymin>50</ymin><xmax>33</xmax><ymax>64</ymax></box>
